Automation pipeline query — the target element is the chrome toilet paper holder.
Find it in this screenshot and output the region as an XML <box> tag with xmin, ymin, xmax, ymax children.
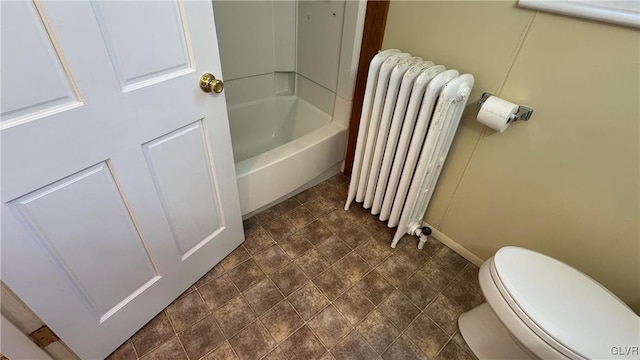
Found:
<box><xmin>479</xmin><ymin>92</ymin><xmax>534</xmax><ymax>121</ymax></box>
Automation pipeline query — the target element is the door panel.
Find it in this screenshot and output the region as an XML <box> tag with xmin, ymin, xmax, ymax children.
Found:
<box><xmin>0</xmin><ymin>1</ymin><xmax>81</xmax><ymax>127</ymax></box>
<box><xmin>142</xmin><ymin>121</ymin><xmax>224</xmax><ymax>259</ymax></box>
<box><xmin>91</xmin><ymin>1</ymin><xmax>193</xmax><ymax>91</ymax></box>
<box><xmin>1</xmin><ymin>1</ymin><xmax>243</xmax><ymax>358</ymax></box>
<box><xmin>9</xmin><ymin>162</ymin><xmax>159</xmax><ymax>322</ymax></box>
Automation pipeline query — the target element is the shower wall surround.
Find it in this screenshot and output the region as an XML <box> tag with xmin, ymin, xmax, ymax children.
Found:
<box><xmin>213</xmin><ymin>0</ymin><xmax>362</xmax><ymax>119</ymax></box>
<box><xmin>213</xmin><ymin>0</ymin><xmax>366</xmax><ymax>216</ymax></box>
<box><xmin>213</xmin><ymin>1</ymin><xmax>295</xmax><ymax>106</ymax></box>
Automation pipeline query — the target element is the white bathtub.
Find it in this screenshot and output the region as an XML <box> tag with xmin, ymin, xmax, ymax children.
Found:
<box><xmin>228</xmin><ymin>96</ymin><xmax>347</xmax><ymax>216</ymax></box>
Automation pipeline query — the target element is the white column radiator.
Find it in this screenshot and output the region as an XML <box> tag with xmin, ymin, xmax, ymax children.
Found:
<box><xmin>345</xmin><ymin>49</ymin><xmax>474</xmax><ymax>249</ymax></box>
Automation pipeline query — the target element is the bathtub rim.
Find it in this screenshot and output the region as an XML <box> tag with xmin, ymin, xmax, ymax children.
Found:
<box><xmin>235</xmin><ymin>120</ymin><xmax>347</xmax><ymax>216</ymax></box>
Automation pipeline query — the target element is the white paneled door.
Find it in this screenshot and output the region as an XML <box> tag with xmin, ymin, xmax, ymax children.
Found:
<box><xmin>0</xmin><ymin>1</ymin><xmax>243</xmax><ymax>358</ymax></box>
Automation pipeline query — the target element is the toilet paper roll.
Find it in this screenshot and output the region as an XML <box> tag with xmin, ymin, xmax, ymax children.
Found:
<box><xmin>477</xmin><ymin>96</ymin><xmax>519</xmax><ymax>133</ymax></box>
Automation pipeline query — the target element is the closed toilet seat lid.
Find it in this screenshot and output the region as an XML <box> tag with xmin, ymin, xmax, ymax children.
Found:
<box><xmin>492</xmin><ymin>247</ymin><xmax>640</xmax><ymax>359</ymax></box>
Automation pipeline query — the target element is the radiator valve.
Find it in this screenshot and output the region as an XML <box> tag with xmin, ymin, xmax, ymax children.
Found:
<box><xmin>417</xmin><ymin>226</ymin><xmax>432</xmax><ymax>250</ymax></box>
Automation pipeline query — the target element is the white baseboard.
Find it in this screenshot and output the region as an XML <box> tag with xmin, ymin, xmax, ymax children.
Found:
<box><xmin>422</xmin><ymin>221</ymin><xmax>484</xmax><ymax>267</ymax></box>
<box><xmin>1</xmin><ymin>315</ymin><xmax>53</xmax><ymax>360</ymax></box>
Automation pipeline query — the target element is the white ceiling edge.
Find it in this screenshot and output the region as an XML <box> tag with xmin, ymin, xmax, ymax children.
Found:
<box><xmin>518</xmin><ymin>0</ymin><xmax>640</xmax><ymax>28</ymax></box>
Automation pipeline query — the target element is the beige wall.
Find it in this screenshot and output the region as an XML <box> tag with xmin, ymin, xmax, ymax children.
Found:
<box><xmin>383</xmin><ymin>1</ymin><xmax>640</xmax><ymax>313</ymax></box>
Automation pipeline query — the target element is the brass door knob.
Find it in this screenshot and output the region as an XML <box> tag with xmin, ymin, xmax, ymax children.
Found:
<box><xmin>199</xmin><ymin>73</ymin><xmax>224</xmax><ymax>94</ymax></box>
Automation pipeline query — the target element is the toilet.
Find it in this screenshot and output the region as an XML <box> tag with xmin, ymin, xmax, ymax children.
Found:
<box><xmin>459</xmin><ymin>246</ymin><xmax>640</xmax><ymax>359</ymax></box>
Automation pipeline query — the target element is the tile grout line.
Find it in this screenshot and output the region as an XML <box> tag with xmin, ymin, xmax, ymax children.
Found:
<box><xmin>163</xmin><ymin>307</ymin><xmax>190</xmax><ymax>360</ymax></box>
<box><xmin>191</xmin><ymin>267</ymin><xmax>243</xmax><ymax>360</ymax></box>
<box><xmin>225</xmin><ymin>224</ymin><xmax>321</xmax><ymax>359</ymax></box>
<box><xmin>144</xmin><ymin>310</ymin><xmax>181</xmax><ymax>360</ymax></box>
<box><xmin>251</xmin><ymin>205</ymin><xmax>386</xmax><ymax>357</ymax></box>
<box><xmin>259</xmin><ymin>203</ymin><xmax>460</xmax><ymax>357</ymax></box>
<box><xmin>121</xmin><ymin>175</ymin><xmax>480</xmax><ymax>360</ymax></box>
<box><xmin>352</xmin><ymin>239</ymin><xmax>473</xmax><ymax>359</ymax></box>
<box><xmin>176</xmin><ymin>335</ymin><xmax>191</xmax><ymax>360</ymax></box>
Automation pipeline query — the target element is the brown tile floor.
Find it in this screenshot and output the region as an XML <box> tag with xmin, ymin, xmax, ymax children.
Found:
<box><xmin>107</xmin><ymin>174</ymin><xmax>483</xmax><ymax>360</ymax></box>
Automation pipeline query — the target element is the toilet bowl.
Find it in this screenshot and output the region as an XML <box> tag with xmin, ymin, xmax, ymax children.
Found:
<box><xmin>459</xmin><ymin>246</ymin><xmax>640</xmax><ymax>359</ymax></box>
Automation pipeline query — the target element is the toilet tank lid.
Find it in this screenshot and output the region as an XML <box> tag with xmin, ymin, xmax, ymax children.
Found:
<box><xmin>493</xmin><ymin>247</ymin><xmax>640</xmax><ymax>359</ymax></box>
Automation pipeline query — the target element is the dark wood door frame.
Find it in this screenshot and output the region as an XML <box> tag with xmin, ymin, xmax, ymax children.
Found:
<box><xmin>343</xmin><ymin>0</ymin><xmax>390</xmax><ymax>177</ymax></box>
